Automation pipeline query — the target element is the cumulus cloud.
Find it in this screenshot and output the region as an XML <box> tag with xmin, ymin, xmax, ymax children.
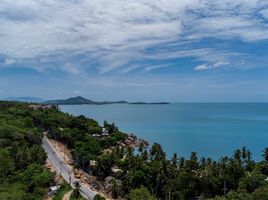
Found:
<box><xmin>260</xmin><ymin>9</ymin><xmax>268</xmax><ymax>19</ymax></box>
<box><xmin>194</xmin><ymin>61</ymin><xmax>229</xmax><ymax>71</ymax></box>
<box><xmin>3</xmin><ymin>58</ymin><xmax>16</xmax><ymax>65</ymax></box>
<box><xmin>0</xmin><ymin>0</ymin><xmax>267</xmax><ymax>74</ymax></box>
<box><xmin>194</xmin><ymin>64</ymin><xmax>209</xmax><ymax>71</ymax></box>
<box><xmin>62</xmin><ymin>63</ymin><xmax>80</xmax><ymax>75</ymax></box>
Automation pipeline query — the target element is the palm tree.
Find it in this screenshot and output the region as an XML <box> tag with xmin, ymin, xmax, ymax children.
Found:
<box><xmin>178</xmin><ymin>157</ymin><xmax>185</xmax><ymax>168</ymax></box>
<box><xmin>154</xmin><ymin>162</ymin><xmax>168</xmax><ymax>196</ymax></box>
<box><xmin>106</xmin><ymin>178</ymin><xmax>123</xmax><ymax>199</ymax></box>
<box><xmin>242</xmin><ymin>146</ymin><xmax>247</xmax><ymax>160</ymax></box>
<box><xmin>141</xmin><ymin>150</ymin><xmax>148</xmax><ymax>161</ymax></box>
<box><xmin>171</xmin><ymin>153</ymin><xmax>178</xmax><ymax>166</ymax></box>
<box><xmin>190</xmin><ymin>152</ymin><xmax>198</xmax><ymax>162</ymax></box>
<box><xmin>234</xmin><ymin>149</ymin><xmax>242</xmax><ymax>166</ymax></box>
<box><xmin>263</xmin><ymin>147</ymin><xmax>268</xmax><ymax>162</ymax></box>
<box><xmin>246</xmin><ymin>149</ymin><xmax>252</xmax><ymax>171</ymax></box>
<box><xmin>150</xmin><ymin>143</ymin><xmax>165</xmax><ymax>161</ymax></box>
<box><xmin>73</xmin><ymin>181</ymin><xmax>81</xmax><ymax>199</ymax></box>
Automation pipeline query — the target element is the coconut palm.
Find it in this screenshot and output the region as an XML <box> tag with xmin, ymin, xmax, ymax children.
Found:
<box><xmin>246</xmin><ymin>149</ymin><xmax>252</xmax><ymax>171</ymax></box>
<box><xmin>242</xmin><ymin>146</ymin><xmax>247</xmax><ymax>160</ymax></box>
<box><xmin>73</xmin><ymin>181</ymin><xmax>81</xmax><ymax>199</ymax></box>
<box><xmin>263</xmin><ymin>147</ymin><xmax>268</xmax><ymax>162</ymax></box>
<box><xmin>106</xmin><ymin>178</ymin><xmax>122</xmax><ymax>199</ymax></box>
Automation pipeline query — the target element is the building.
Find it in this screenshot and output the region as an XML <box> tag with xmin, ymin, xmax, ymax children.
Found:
<box><xmin>89</xmin><ymin>160</ymin><xmax>98</xmax><ymax>166</ymax></box>
<box><xmin>29</xmin><ymin>104</ymin><xmax>54</xmax><ymax>110</ymax></box>
<box><xmin>47</xmin><ymin>185</ymin><xmax>60</xmax><ymax>196</ymax></box>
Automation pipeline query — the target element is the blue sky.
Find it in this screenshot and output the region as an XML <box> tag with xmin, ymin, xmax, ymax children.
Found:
<box><xmin>1</xmin><ymin>0</ymin><xmax>268</xmax><ymax>102</ymax></box>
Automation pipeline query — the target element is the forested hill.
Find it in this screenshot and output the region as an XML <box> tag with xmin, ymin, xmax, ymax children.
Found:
<box><xmin>44</xmin><ymin>96</ymin><xmax>169</xmax><ymax>105</ymax></box>
<box><xmin>0</xmin><ymin>101</ymin><xmax>53</xmax><ymax>199</ymax></box>
<box><xmin>2</xmin><ymin>101</ymin><xmax>268</xmax><ymax>200</ymax></box>
<box><xmin>0</xmin><ymin>101</ymin><xmax>128</xmax><ymax>199</ymax></box>
<box><xmin>44</xmin><ymin>96</ymin><xmax>128</xmax><ymax>105</ymax></box>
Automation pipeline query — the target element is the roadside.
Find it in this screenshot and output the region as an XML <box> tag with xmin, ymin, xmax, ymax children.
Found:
<box><xmin>62</xmin><ymin>190</ymin><xmax>72</xmax><ymax>200</ymax></box>
<box><xmin>43</xmin><ymin>134</ymin><xmax>112</xmax><ymax>199</ymax></box>
<box><xmin>46</xmin><ymin>137</ymin><xmax>111</xmax><ymax>199</ymax></box>
<box><xmin>42</xmin><ymin>135</ymin><xmax>97</xmax><ymax>199</ymax></box>
<box><xmin>54</xmin><ymin>185</ymin><xmax>72</xmax><ymax>200</ymax></box>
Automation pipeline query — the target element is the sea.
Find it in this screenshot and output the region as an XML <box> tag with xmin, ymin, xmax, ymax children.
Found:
<box><xmin>60</xmin><ymin>103</ymin><xmax>268</xmax><ymax>161</ymax></box>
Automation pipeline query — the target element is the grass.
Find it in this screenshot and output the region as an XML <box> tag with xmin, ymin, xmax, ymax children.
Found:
<box><xmin>69</xmin><ymin>191</ymin><xmax>86</xmax><ymax>200</ymax></box>
<box><xmin>53</xmin><ymin>183</ymin><xmax>72</xmax><ymax>200</ymax></box>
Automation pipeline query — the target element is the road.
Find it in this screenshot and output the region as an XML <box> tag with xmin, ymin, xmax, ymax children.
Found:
<box><xmin>42</xmin><ymin>136</ymin><xmax>96</xmax><ymax>200</ymax></box>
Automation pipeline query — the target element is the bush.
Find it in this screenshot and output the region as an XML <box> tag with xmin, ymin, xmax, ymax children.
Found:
<box><xmin>94</xmin><ymin>194</ymin><xmax>106</xmax><ymax>200</ymax></box>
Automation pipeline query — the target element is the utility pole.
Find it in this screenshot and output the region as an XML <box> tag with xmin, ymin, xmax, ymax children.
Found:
<box><xmin>223</xmin><ymin>180</ymin><xmax>228</xmax><ymax>198</ymax></box>
<box><xmin>64</xmin><ymin>144</ymin><xmax>66</xmax><ymax>161</ymax></box>
<box><xmin>68</xmin><ymin>171</ymin><xmax>71</xmax><ymax>184</ymax></box>
<box><xmin>168</xmin><ymin>190</ymin><xmax>171</xmax><ymax>200</ymax></box>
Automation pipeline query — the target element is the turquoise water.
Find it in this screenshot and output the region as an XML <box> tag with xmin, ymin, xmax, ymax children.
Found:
<box><xmin>60</xmin><ymin>103</ymin><xmax>268</xmax><ymax>161</ymax></box>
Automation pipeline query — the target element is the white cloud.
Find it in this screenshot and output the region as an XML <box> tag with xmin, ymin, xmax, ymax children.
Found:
<box><xmin>194</xmin><ymin>61</ymin><xmax>229</xmax><ymax>71</ymax></box>
<box><xmin>74</xmin><ymin>90</ymin><xmax>85</xmax><ymax>95</ymax></box>
<box><xmin>144</xmin><ymin>64</ymin><xmax>169</xmax><ymax>72</ymax></box>
<box><xmin>3</xmin><ymin>58</ymin><xmax>16</xmax><ymax>65</ymax></box>
<box><xmin>0</xmin><ymin>0</ymin><xmax>267</xmax><ymax>73</ymax></box>
<box><xmin>194</xmin><ymin>64</ymin><xmax>209</xmax><ymax>71</ymax></box>
<box><xmin>213</xmin><ymin>61</ymin><xmax>229</xmax><ymax>68</ymax></box>
<box><xmin>62</xmin><ymin>63</ymin><xmax>80</xmax><ymax>75</ymax></box>
<box><xmin>260</xmin><ymin>9</ymin><xmax>268</xmax><ymax>19</ymax></box>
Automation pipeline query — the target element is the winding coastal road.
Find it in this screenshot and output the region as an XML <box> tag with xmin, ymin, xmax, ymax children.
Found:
<box><xmin>42</xmin><ymin>135</ymin><xmax>96</xmax><ymax>200</ymax></box>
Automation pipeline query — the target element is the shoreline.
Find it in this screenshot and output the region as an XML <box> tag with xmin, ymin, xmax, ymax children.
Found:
<box><xmin>59</xmin><ymin>103</ymin><xmax>268</xmax><ymax>161</ymax></box>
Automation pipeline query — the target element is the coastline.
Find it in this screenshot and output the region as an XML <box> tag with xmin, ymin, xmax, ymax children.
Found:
<box><xmin>59</xmin><ymin>103</ymin><xmax>268</xmax><ymax>161</ymax></box>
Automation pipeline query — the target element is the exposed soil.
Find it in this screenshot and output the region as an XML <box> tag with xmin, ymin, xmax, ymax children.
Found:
<box><xmin>49</xmin><ymin>139</ymin><xmax>74</xmax><ymax>165</ymax></box>
<box><xmin>62</xmin><ymin>190</ymin><xmax>73</xmax><ymax>200</ymax></box>
<box><xmin>47</xmin><ymin>138</ymin><xmax>111</xmax><ymax>199</ymax></box>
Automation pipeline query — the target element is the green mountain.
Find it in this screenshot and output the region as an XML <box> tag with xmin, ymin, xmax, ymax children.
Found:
<box><xmin>45</xmin><ymin>96</ymin><xmax>95</xmax><ymax>105</ymax></box>
<box><xmin>44</xmin><ymin>96</ymin><xmax>128</xmax><ymax>105</ymax></box>
<box><xmin>44</xmin><ymin>96</ymin><xmax>170</xmax><ymax>105</ymax></box>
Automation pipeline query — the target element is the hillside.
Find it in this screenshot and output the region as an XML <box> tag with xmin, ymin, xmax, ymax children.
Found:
<box><xmin>44</xmin><ymin>96</ymin><xmax>128</xmax><ymax>105</ymax></box>
<box><xmin>0</xmin><ymin>101</ymin><xmax>53</xmax><ymax>199</ymax></box>
<box><xmin>2</xmin><ymin>101</ymin><xmax>268</xmax><ymax>200</ymax></box>
<box><xmin>44</xmin><ymin>96</ymin><xmax>168</xmax><ymax>105</ymax></box>
<box><xmin>45</xmin><ymin>96</ymin><xmax>96</xmax><ymax>105</ymax></box>
<box><xmin>5</xmin><ymin>96</ymin><xmax>46</xmax><ymax>103</ymax></box>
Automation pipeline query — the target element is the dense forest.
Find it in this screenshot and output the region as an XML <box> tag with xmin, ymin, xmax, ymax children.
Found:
<box><xmin>0</xmin><ymin>101</ymin><xmax>53</xmax><ymax>199</ymax></box>
<box><xmin>1</xmin><ymin>101</ymin><xmax>268</xmax><ymax>199</ymax></box>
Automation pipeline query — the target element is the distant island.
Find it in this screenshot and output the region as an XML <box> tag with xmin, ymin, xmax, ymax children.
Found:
<box><xmin>130</xmin><ymin>102</ymin><xmax>169</xmax><ymax>105</ymax></box>
<box><xmin>4</xmin><ymin>96</ymin><xmax>46</xmax><ymax>103</ymax></box>
<box><xmin>44</xmin><ymin>96</ymin><xmax>170</xmax><ymax>105</ymax></box>
<box><xmin>4</xmin><ymin>96</ymin><xmax>170</xmax><ymax>105</ymax></box>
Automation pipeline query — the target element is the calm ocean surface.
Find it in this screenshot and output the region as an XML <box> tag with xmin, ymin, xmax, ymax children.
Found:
<box><xmin>60</xmin><ymin>103</ymin><xmax>268</xmax><ymax>161</ymax></box>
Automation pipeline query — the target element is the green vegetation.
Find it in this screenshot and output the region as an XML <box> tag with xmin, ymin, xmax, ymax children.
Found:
<box><xmin>52</xmin><ymin>184</ymin><xmax>71</xmax><ymax>200</ymax></box>
<box><xmin>94</xmin><ymin>194</ymin><xmax>106</xmax><ymax>200</ymax></box>
<box><xmin>70</xmin><ymin>191</ymin><xmax>86</xmax><ymax>200</ymax></box>
<box><xmin>44</xmin><ymin>96</ymin><xmax>128</xmax><ymax>105</ymax></box>
<box><xmin>0</xmin><ymin>101</ymin><xmax>53</xmax><ymax>200</ymax></box>
<box><xmin>129</xmin><ymin>186</ymin><xmax>157</xmax><ymax>200</ymax></box>
<box><xmin>44</xmin><ymin>96</ymin><xmax>168</xmax><ymax>105</ymax></box>
<box><xmin>0</xmin><ymin>101</ymin><xmax>127</xmax><ymax>199</ymax></box>
<box><xmin>1</xmin><ymin>101</ymin><xmax>268</xmax><ymax>199</ymax></box>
